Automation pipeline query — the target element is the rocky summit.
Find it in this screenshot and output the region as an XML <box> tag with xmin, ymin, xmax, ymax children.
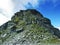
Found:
<box><xmin>0</xmin><ymin>9</ymin><xmax>60</xmax><ymax>45</ymax></box>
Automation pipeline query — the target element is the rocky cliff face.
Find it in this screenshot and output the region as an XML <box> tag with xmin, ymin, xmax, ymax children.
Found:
<box><xmin>0</xmin><ymin>9</ymin><xmax>60</xmax><ymax>45</ymax></box>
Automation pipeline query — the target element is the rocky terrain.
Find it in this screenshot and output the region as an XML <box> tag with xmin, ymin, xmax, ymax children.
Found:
<box><xmin>0</xmin><ymin>9</ymin><xmax>60</xmax><ymax>45</ymax></box>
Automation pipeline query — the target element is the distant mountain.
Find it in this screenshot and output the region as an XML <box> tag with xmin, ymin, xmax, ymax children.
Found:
<box><xmin>0</xmin><ymin>9</ymin><xmax>60</xmax><ymax>45</ymax></box>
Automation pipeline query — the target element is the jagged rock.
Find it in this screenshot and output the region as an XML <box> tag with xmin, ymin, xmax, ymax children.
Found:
<box><xmin>1</xmin><ymin>33</ymin><xmax>7</xmax><ymax>38</ymax></box>
<box><xmin>16</xmin><ymin>28</ymin><xmax>24</xmax><ymax>33</ymax></box>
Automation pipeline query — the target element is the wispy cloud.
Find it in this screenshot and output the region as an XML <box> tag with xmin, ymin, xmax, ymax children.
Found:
<box><xmin>0</xmin><ymin>0</ymin><xmax>14</xmax><ymax>25</ymax></box>
<box><xmin>13</xmin><ymin>0</ymin><xmax>39</xmax><ymax>12</ymax></box>
<box><xmin>0</xmin><ymin>14</ymin><xmax>9</xmax><ymax>26</ymax></box>
<box><xmin>57</xmin><ymin>27</ymin><xmax>60</xmax><ymax>30</ymax></box>
<box><xmin>0</xmin><ymin>0</ymin><xmax>14</xmax><ymax>19</ymax></box>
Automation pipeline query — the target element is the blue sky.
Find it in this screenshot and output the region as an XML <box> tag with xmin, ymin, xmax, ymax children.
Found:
<box><xmin>0</xmin><ymin>0</ymin><xmax>60</xmax><ymax>29</ymax></box>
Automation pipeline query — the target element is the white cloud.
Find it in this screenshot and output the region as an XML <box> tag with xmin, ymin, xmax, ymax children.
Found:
<box><xmin>0</xmin><ymin>14</ymin><xmax>9</xmax><ymax>26</ymax></box>
<box><xmin>13</xmin><ymin>0</ymin><xmax>39</xmax><ymax>12</ymax></box>
<box><xmin>0</xmin><ymin>0</ymin><xmax>14</xmax><ymax>25</ymax></box>
<box><xmin>0</xmin><ymin>0</ymin><xmax>14</xmax><ymax>19</ymax></box>
<box><xmin>57</xmin><ymin>27</ymin><xmax>60</xmax><ymax>30</ymax></box>
<box><xmin>21</xmin><ymin>0</ymin><xmax>39</xmax><ymax>7</ymax></box>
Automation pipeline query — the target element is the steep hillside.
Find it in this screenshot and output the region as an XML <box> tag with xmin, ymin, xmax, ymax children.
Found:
<box><xmin>0</xmin><ymin>9</ymin><xmax>60</xmax><ymax>45</ymax></box>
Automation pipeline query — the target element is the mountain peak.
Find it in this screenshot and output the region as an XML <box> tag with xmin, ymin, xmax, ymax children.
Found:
<box><xmin>0</xmin><ymin>9</ymin><xmax>60</xmax><ymax>45</ymax></box>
